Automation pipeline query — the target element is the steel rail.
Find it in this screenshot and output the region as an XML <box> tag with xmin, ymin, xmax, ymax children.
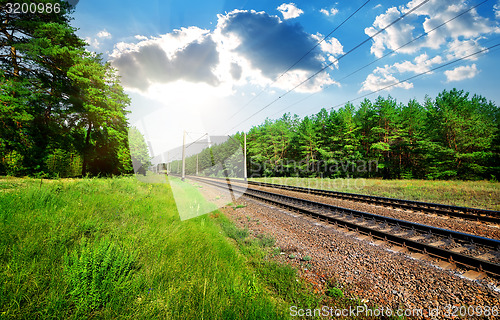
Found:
<box><xmin>247</xmin><ymin>180</ymin><xmax>500</xmax><ymax>223</ymax></box>
<box><xmin>182</xmin><ymin>175</ymin><xmax>499</xmax><ymax>223</ymax></box>
<box><xmin>187</xmin><ymin>175</ymin><xmax>500</xmax><ymax>278</ymax></box>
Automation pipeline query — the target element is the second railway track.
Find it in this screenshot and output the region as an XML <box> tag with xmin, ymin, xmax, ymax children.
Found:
<box><xmin>187</xmin><ymin>175</ymin><xmax>500</xmax><ymax>224</ymax></box>
<box><xmin>247</xmin><ymin>180</ymin><xmax>500</xmax><ymax>224</ymax></box>
<box><xmin>186</xmin><ymin>175</ymin><xmax>500</xmax><ymax>279</ymax></box>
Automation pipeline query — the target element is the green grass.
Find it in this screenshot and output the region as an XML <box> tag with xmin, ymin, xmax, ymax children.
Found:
<box><xmin>1</xmin><ymin>175</ymin><xmax>368</xmax><ymax>319</ymax></box>
<box><xmin>251</xmin><ymin>177</ymin><xmax>500</xmax><ymax>210</ymax></box>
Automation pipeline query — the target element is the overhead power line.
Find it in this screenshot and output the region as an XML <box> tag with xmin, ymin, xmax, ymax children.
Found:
<box><xmin>268</xmin><ymin>0</ymin><xmax>490</xmax><ymax>118</ymax></box>
<box><xmin>337</xmin><ymin>0</ymin><xmax>489</xmax><ymax>82</ymax></box>
<box><xmin>163</xmin><ymin>132</ymin><xmax>209</xmax><ymax>162</ymax></box>
<box><xmin>224</xmin><ymin>0</ymin><xmax>372</xmax><ymax>123</ymax></box>
<box><xmin>224</xmin><ymin>0</ymin><xmax>430</xmax><ymax>134</ymax></box>
<box><xmin>274</xmin><ymin>0</ymin><xmax>372</xmax><ymax>84</ymax></box>
<box><xmin>328</xmin><ymin>42</ymin><xmax>500</xmax><ymax>110</ymax></box>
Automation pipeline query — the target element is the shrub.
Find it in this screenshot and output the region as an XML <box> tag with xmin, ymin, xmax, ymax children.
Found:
<box><xmin>64</xmin><ymin>237</ymin><xmax>138</xmax><ymax>314</ymax></box>
<box><xmin>256</xmin><ymin>234</ymin><xmax>275</xmax><ymax>248</ymax></box>
<box><xmin>326</xmin><ymin>281</ymin><xmax>344</xmax><ymax>298</ymax></box>
<box><xmin>219</xmin><ymin>217</ymin><xmax>249</xmax><ymax>240</ymax></box>
<box><xmin>2</xmin><ymin>150</ymin><xmax>25</xmax><ymax>176</ymax></box>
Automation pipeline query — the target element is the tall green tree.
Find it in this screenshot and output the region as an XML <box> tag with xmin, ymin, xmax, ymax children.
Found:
<box><xmin>426</xmin><ymin>89</ymin><xmax>498</xmax><ymax>179</ymax></box>
<box><xmin>1</xmin><ymin>0</ymin><xmax>132</xmax><ymax>177</ymax></box>
<box><xmin>397</xmin><ymin>99</ymin><xmax>429</xmax><ymax>178</ymax></box>
<box><xmin>247</xmin><ymin>115</ymin><xmax>298</xmax><ymax>176</ymax></box>
<box><xmin>365</xmin><ymin>96</ymin><xmax>401</xmax><ymax>178</ymax></box>
<box><xmin>67</xmin><ymin>54</ymin><xmax>131</xmax><ymax>176</ymax></box>
<box><xmin>1</xmin><ymin>0</ymin><xmax>86</xmax><ymax>174</ymax></box>
<box><xmin>334</xmin><ymin>104</ymin><xmax>363</xmax><ymax>177</ymax></box>
<box><xmin>239</xmin><ymin>90</ymin><xmax>499</xmax><ymax>180</ymax></box>
<box><xmin>128</xmin><ymin>127</ymin><xmax>150</xmax><ymax>175</ymax></box>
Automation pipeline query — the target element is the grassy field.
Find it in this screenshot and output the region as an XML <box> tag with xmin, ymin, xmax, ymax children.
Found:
<box><xmin>250</xmin><ymin>177</ymin><xmax>500</xmax><ymax>210</ymax></box>
<box><xmin>0</xmin><ymin>175</ymin><xmax>371</xmax><ymax>319</ymax></box>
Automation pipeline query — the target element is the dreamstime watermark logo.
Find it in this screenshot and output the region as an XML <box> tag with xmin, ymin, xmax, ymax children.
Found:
<box><xmin>129</xmin><ymin>132</ymin><xmax>247</xmax><ymax>221</ymax></box>
<box><xmin>248</xmin><ymin>159</ymin><xmax>379</xmax><ymax>178</ymax></box>
<box><xmin>128</xmin><ymin>119</ymin><xmax>376</xmax><ymax>221</ymax></box>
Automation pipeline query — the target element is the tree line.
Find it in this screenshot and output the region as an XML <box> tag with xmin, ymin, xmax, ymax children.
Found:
<box><xmin>1</xmin><ymin>0</ymin><xmax>135</xmax><ymax>177</ymax></box>
<box><xmin>244</xmin><ymin>89</ymin><xmax>499</xmax><ymax>180</ymax></box>
<box><xmin>178</xmin><ymin>89</ymin><xmax>499</xmax><ymax>180</ymax></box>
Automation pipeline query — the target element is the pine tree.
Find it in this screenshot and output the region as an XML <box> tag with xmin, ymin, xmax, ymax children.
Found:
<box><xmin>1</xmin><ymin>1</ymin><xmax>132</xmax><ymax>176</ymax></box>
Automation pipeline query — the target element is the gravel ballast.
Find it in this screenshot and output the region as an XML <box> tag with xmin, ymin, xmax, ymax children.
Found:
<box><xmin>232</xmin><ymin>180</ymin><xmax>500</xmax><ymax>240</ymax></box>
<box><xmin>221</xmin><ymin>196</ymin><xmax>500</xmax><ymax>317</ymax></box>
<box><xmin>187</xmin><ymin>178</ymin><xmax>500</xmax><ymax>318</ymax></box>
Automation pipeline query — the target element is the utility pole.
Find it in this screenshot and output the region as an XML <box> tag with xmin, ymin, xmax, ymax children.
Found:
<box><xmin>167</xmin><ymin>151</ymin><xmax>170</xmax><ymax>173</ymax></box>
<box><xmin>207</xmin><ymin>133</ymin><xmax>216</xmax><ymax>169</ymax></box>
<box><xmin>243</xmin><ymin>132</ymin><xmax>247</xmax><ymax>182</ymax></box>
<box><xmin>196</xmin><ymin>154</ymin><xmax>199</xmax><ymax>176</ymax></box>
<box><xmin>181</xmin><ymin>130</ymin><xmax>186</xmax><ymax>181</ymax></box>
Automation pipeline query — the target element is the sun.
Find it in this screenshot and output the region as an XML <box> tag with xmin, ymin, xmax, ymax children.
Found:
<box><xmin>128</xmin><ymin>80</ymin><xmax>234</xmax><ymax>156</ymax></box>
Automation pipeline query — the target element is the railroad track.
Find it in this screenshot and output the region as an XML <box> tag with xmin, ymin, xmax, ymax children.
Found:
<box><xmin>186</xmin><ymin>175</ymin><xmax>500</xmax><ymax>278</ymax></box>
<box><xmin>184</xmin><ymin>175</ymin><xmax>500</xmax><ymax>224</ymax></box>
<box><xmin>248</xmin><ymin>181</ymin><xmax>500</xmax><ymax>224</ymax></box>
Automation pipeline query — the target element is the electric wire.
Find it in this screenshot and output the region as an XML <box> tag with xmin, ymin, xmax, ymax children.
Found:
<box><xmin>224</xmin><ymin>0</ymin><xmax>372</xmax><ymax>122</ymax></box>
<box><xmin>337</xmin><ymin>0</ymin><xmax>489</xmax><ymax>83</ymax></box>
<box><xmin>224</xmin><ymin>0</ymin><xmax>430</xmax><ymax>134</ymax></box>
<box><xmin>267</xmin><ymin>0</ymin><xmax>490</xmax><ymax>118</ymax></box>
<box><xmin>164</xmin><ymin>133</ymin><xmax>209</xmax><ymax>162</ymax></box>
<box><xmin>328</xmin><ymin>42</ymin><xmax>500</xmax><ymax>110</ymax></box>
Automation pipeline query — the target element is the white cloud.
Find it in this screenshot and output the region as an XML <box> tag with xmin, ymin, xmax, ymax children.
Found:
<box><xmin>216</xmin><ymin>9</ymin><xmax>340</xmax><ymax>92</ymax></box>
<box><xmin>495</xmin><ymin>1</ymin><xmax>500</xmax><ymax>19</ymax></box>
<box><xmin>359</xmin><ymin>66</ymin><xmax>413</xmax><ymax>93</ymax></box>
<box><xmin>111</xmin><ymin>10</ymin><xmax>343</xmax><ymax>95</ymax></box>
<box><xmin>446</xmin><ymin>39</ymin><xmax>485</xmax><ymax>61</ymax></box>
<box><xmin>311</xmin><ymin>33</ymin><xmax>344</xmax><ymax>69</ymax></box>
<box><xmin>320</xmin><ymin>8</ymin><xmax>339</xmax><ymax>16</ymax></box>
<box><xmin>360</xmin><ymin>52</ymin><xmax>443</xmax><ymax>93</ymax></box>
<box><xmin>365</xmin><ymin>0</ymin><xmax>499</xmax><ymax>58</ymax></box>
<box><xmin>112</xmin><ymin>32</ymin><xmax>220</xmax><ymax>91</ymax></box>
<box><xmin>311</xmin><ymin>33</ymin><xmax>344</xmax><ymax>57</ymax></box>
<box><xmin>97</xmin><ymin>30</ymin><xmax>111</xmax><ymax>38</ymax></box>
<box><xmin>360</xmin><ymin>0</ymin><xmax>498</xmax><ymax>93</ymax></box>
<box><xmin>365</xmin><ymin>6</ymin><xmax>417</xmax><ymax>58</ymax></box>
<box><xmin>83</xmin><ymin>30</ymin><xmax>113</xmax><ymax>50</ymax></box>
<box><xmin>393</xmin><ymin>53</ymin><xmax>443</xmax><ymax>74</ymax></box>
<box><xmin>85</xmin><ymin>36</ymin><xmax>99</xmax><ymax>49</ymax></box>
<box><xmin>277</xmin><ymin>3</ymin><xmax>304</xmax><ymax>20</ymax></box>
<box><xmin>444</xmin><ymin>64</ymin><xmax>479</xmax><ymax>82</ymax></box>
<box><xmin>111</xmin><ymin>26</ymin><xmax>210</xmax><ymax>59</ymax></box>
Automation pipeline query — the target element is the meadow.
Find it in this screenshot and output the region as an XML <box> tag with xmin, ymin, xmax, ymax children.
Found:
<box><xmin>0</xmin><ymin>175</ymin><xmax>349</xmax><ymax>319</ymax></box>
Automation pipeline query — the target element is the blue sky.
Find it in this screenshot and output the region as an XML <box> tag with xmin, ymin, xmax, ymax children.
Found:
<box><xmin>71</xmin><ymin>0</ymin><xmax>500</xmax><ymax>158</ymax></box>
